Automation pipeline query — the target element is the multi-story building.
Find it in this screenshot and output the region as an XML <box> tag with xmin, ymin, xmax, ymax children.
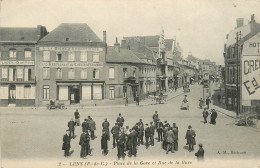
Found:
<box><xmin>0</xmin><ymin>25</ymin><xmax>47</xmax><ymax>106</ymax></box>
<box><xmin>36</xmin><ymin>23</ymin><xmax>106</xmax><ymax>106</ymax></box>
<box><xmin>223</xmin><ymin>14</ymin><xmax>260</xmax><ymax>111</ymax></box>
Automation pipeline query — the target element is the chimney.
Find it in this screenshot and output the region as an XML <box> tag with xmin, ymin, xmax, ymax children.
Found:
<box><xmin>250</xmin><ymin>14</ymin><xmax>255</xmax><ymax>23</ymax></box>
<box><xmin>114</xmin><ymin>37</ymin><xmax>120</xmax><ymax>52</ymax></box>
<box><xmin>103</xmin><ymin>31</ymin><xmax>106</xmax><ymax>43</ymax></box>
<box><xmin>37</xmin><ymin>25</ymin><xmax>42</xmax><ymax>37</ymax></box>
<box><xmin>236</xmin><ymin>18</ymin><xmax>244</xmax><ymax>28</ymax></box>
<box><xmin>121</xmin><ymin>39</ymin><xmax>127</xmax><ymax>49</ymax></box>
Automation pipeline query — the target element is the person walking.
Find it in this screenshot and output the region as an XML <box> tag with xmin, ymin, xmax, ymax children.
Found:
<box><xmin>102</xmin><ymin>118</ymin><xmax>110</xmax><ymax>140</ymax></box>
<box><xmin>111</xmin><ymin>123</ymin><xmax>120</xmax><ymax>148</ymax></box>
<box><xmin>185</xmin><ymin>125</ymin><xmax>196</xmax><ymax>152</ymax></box>
<box><xmin>202</xmin><ymin>108</ymin><xmax>209</xmax><ymax>124</ymax></box>
<box><xmin>166</xmin><ymin>127</ymin><xmax>175</xmax><ymax>154</ymax></box>
<box><xmin>157</xmin><ymin>119</ymin><xmax>163</xmax><ymax>142</ymax></box>
<box><xmin>152</xmin><ymin>111</ymin><xmax>159</xmax><ymax>128</ymax></box>
<box><xmin>116</xmin><ymin>113</ymin><xmax>125</xmax><ymax>128</ymax></box>
<box><xmin>68</xmin><ymin>118</ymin><xmax>76</xmax><ymax>139</ymax></box>
<box><xmin>89</xmin><ymin>117</ymin><xmax>96</xmax><ymax>140</ymax></box>
<box><xmin>210</xmin><ymin>109</ymin><xmax>218</xmax><ymax>125</ymax></box>
<box><xmin>172</xmin><ymin>123</ymin><xmax>178</xmax><ymax>151</ymax></box>
<box><xmin>144</xmin><ymin>124</ymin><xmax>151</xmax><ymax>149</ymax></box>
<box><xmin>101</xmin><ymin>130</ymin><xmax>109</xmax><ymax>155</ymax></box>
<box><xmin>74</xmin><ymin>109</ymin><xmax>80</xmax><ymax>126</ymax></box>
<box><xmin>125</xmin><ymin>97</ymin><xmax>128</xmax><ymax>106</ymax></box>
<box><xmin>126</xmin><ymin>129</ymin><xmax>134</xmax><ymax>157</ymax></box>
<box><xmin>199</xmin><ymin>98</ymin><xmax>204</xmax><ymax>109</ymax></box>
<box><xmin>62</xmin><ymin>130</ymin><xmax>71</xmax><ymax>157</ymax></box>
<box><xmin>137</xmin><ymin>119</ymin><xmax>144</xmax><ymax>145</ymax></box>
<box><xmin>150</xmin><ymin>122</ymin><xmax>155</xmax><ymax>146</ymax></box>
<box><xmin>82</xmin><ymin>118</ymin><xmax>89</xmax><ymax>133</ymax></box>
<box><xmin>195</xmin><ymin>144</ymin><xmax>204</xmax><ymax>161</ymax></box>
<box><xmin>136</xmin><ymin>95</ymin><xmax>139</xmax><ymax>106</ymax></box>
<box><xmin>79</xmin><ymin>131</ymin><xmax>89</xmax><ymax>158</ymax></box>
<box><xmin>206</xmin><ymin>97</ymin><xmax>211</xmax><ymax>109</ymax></box>
<box><xmin>117</xmin><ymin>132</ymin><xmax>126</xmax><ymax>160</ymax></box>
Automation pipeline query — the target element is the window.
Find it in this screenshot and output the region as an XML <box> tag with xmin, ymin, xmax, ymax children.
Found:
<box><xmin>25</xmin><ymin>49</ymin><xmax>32</xmax><ymax>59</ymax></box>
<box><xmin>24</xmin><ymin>85</ymin><xmax>31</xmax><ymax>98</ymax></box>
<box><xmin>109</xmin><ymin>86</ymin><xmax>115</xmax><ymax>99</ymax></box>
<box><xmin>43</xmin><ymin>68</ymin><xmax>50</xmax><ymax>79</ymax></box>
<box><xmin>68</xmin><ymin>52</ymin><xmax>75</xmax><ymax>61</ymax></box>
<box><xmin>109</xmin><ymin>68</ymin><xmax>114</xmax><ymax>79</ymax></box>
<box><xmin>56</xmin><ymin>53</ymin><xmax>62</xmax><ymax>61</ymax></box>
<box><xmin>228</xmin><ymin>67</ymin><xmax>233</xmax><ymax>83</ymax></box>
<box><xmin>123</xmin><ymin>86</ymin><xmax>127</xmax><ymax>98</ymax></box>
<box><xmin>9</xmin><ymin>49</ymin><xmax>16</xmax><ymax>59</ymax></box>
<box><xmin>81</xmin><ymin>52</ymin><xmax>87</xmax><ymax>61</ymax></box>
<box><xmin>9</xmin><ymin>67</ymin><xmax>16</xmax><ymax>81</ymax></box>
<box><xmin>123</xmin><ymin>68</ymin><xmax>127</xmax><ymax>78</ymax></box>
<box><xmin>133</xmin><ymin>69</ymin><xmax>136</xmax><ymax>77</ymax></box>
<box><xmin>17</xmin><ymin>69</ymin><xmax>23</xmax><ymax>79</ymax></box>
<box><xmin>93</xmin><ymin>53</ymin><xmax>99</xmax><ymax>62</ymax></box>
<box><xmin>93</xmin><ymin>69</ymin><xmax>99</xmax><ymax>79</ymax></box>
<box><xmin>81</xmin><ymin>69</ymin><xmax>87</xmax><ymax>79</ymax></box>
<box><xmin>43</xmin><ymin>85</ymin><xmax>49</xmax><ymax>99</ymax></box>
<box><xmin>56</xmin><ymin>68</ymin><xmax>62</xmax><ymax>79</ymax></box>
<box><xmin>68</xmin><ymin>68</ymin><xmax>75</xmax><ymax>79</ymax></box>
<box><xmin>43</xmin><ymin>51</ymin><xmax>50</xmax><ymax>61</ymax></box>
<box><xmin>24</xmin><ymin>68</ymin><xmax>32</xmax><ymax>81</ymax></box>
<box><xmin>1</xmin><ymin>68</ymin><xmax>8</xmax><ymax>79</ymax></box>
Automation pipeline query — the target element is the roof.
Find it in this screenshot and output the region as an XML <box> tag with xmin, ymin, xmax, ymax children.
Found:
<box><xmin>238</xmin><ymin>30</ymin><xmax>260</xmax><ymax>45</ymax></box>
<box><xmin>40</xmin><ymin>23</ymin><xmax>101</xmax><ymax>42</ymax></box>
<box><xmin>0</xmin><ymin>27</ymin><xmax>42</xmax><ymax>42</ymax></box>
<box><xmin>106</xmin><ymin>47</ymin><xmax>149</xmax><ymax>64</ymax></box>
<box><xmin>165</xmin><ymin>39</ymin><xmax>174</xmax><ymax>51</ymax></box>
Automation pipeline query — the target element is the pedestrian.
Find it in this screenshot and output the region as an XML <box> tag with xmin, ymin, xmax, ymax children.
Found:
<box><xmin>144</xmin><ymin>124</ymin><xmax>151</xmax><ymax>149</ymax></box>
<box><xmin>82</xmin><ymin>118</ymin><xmax>89</xmax><ymax>133</ymax></box>
<box><xmin>74</xmin><ymin>109</ymin><xmax>80</xmax><ymax>126</ymax></box>
<box><xmin>162</xmin><ymin>121</ymin><xmax>169</xmax><ymax>150</ymax></box>
<box><xmin>195</xmin><ymin>144</ymin><xmax>204</xmax><ymax>161</ymax></box>
<box><xmin>102</xmin><ymin>118</ymin><xmax>110</xmax><ymax>140</ymax></box>
<box><xmin>172</xmin><ymin>123</ymin><xmax>178</xmax><ymax>151</ymax></box>
<box><xmin>62</xmin><ymin>130</ymin><xmax>71</xmax><ymax>157</ymax></box>
<box><xmin>150</xmin><ymin>122</ymin><xmax>155</xmax><ymax>146</ymax></box>
<box><xmin>136</xmin><ymin>95</ymin><xmax>139</xmax><ymax>106</ymax></box>
<box><xmin>210</xmin><ymin>109</ymin><xmax>218</xmax><ymax>125</ymax></box>
<box><xmin>137</xmin><ymin>119</ymin><xmax>144</xmax><ymax>145</ymax></box>
<box><xmin>68</xmin><ymin>118</ymin><xmax>76</xmax><ymax>139</ymax></box>
<box><xmin>131</xmin><ymin>127</ymin><xmax>138</xmax><ymax>157</ymax></box>
<box><xmin>157</xmin><ymin>119</ymin><xmax>163</xmax><ymax>142</ymax></box>
<box><xmin>199</xmin><ymin>98</ymin><xmax>204</xmax><ymax>109</ymax></box>
<box><xmin>111</xmin><ymin>123</ymin><xmax>120</xmax><ymax>148</ymax></box>
<box><xmin>117</xmin><ymin>132</ymin><xmax>126</xmax><ymax>160</ymax></box>
<box><xmin>152</xmin><ymin>111</ymin><xmax>159</xmax><ymax>128</ymax></box>
<box><xmin>116</xmin><ymin>113</ymin><xmax>125</xmax><ymax>128</ymax></box>
<box><xmin>79</xmin><ymin>131</ymin><xmax>89</xmax><ymax>158</ymax></box>
<box><xmin>217</xmin><ymin>95</ymin><xmax>221</xmax><ymax>104</ymax></box>
<box><xmin>185</xmin><ymin>125</ymin><xmax>196</xmax><ymax>152</ymax></box>
<box><xmin>126</xmin><ymin>129</ymin><xmax>134</xmax><ymax>157</ymax></box>
<box><xmin>206</xmin><ymin>97</ymin><xmax>211</xmax><ymax>109</ymax></box>
<box><xmin>101</xmin><ymin>130</ymin><xmax>109</xmax><ymax>155</ymax></box>
<box><xmin>166</xmin><ymin>127</ymin><xmax>175</xmax><ymax>154</ymax></box>
<box><xmin>202</xmin><ymin>108</ymin><xmax>209</xmax><ymax>124</ymax></box>
<box><xmin>88</xmin><ymin>116</ymin><xmax>96</xmax><ymax>140</ymax></box>
<box><xmin>125</xmin><ymin>97</ymin><xmax>128</xmax><ymax>106</ymax></box>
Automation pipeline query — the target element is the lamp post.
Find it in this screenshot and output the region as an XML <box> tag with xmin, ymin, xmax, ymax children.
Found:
<box><xmin>235</xmin><ymin>31</ymin><xmax>241</xmax><ymax>118</ymax></box>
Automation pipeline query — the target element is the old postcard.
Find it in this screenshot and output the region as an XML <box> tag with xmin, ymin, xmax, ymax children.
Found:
<box><xmin>0</xmin><ymin>0</ymin><xmax>260</xmax><ymax>168</ymax></box>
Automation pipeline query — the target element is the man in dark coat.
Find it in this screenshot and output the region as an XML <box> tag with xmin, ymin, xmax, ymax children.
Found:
<box><xmin>82</xmin><ymin>118</ymin><xmax>88</xmax><ymax>133</ymax></box>
<box><xmin>101</xmin><ymin>130</ymin><xmax>109</xmax><ymax>155</ymax></box>
<box><xmin>162</xmin><ymin>122</ymin><xmax>169</xmax><ymax>150</ymax></box>
<box><xmin>62</xmin><ymin>130</ymin><xmax>71</xmax><ymax>157</ymax></box>
<box><xmin>166</xmin><ymin>127</ymin><xmax>175</xmax><ymax>154</ymax></box>
<box><xmin>202</xmin><ymin>108</ymin><xmax>209</xmax><ymax>124</ymax></box>
<box><xmin>144</xmin><ymin>124</ymin><xmax>151</xmax><ymax>149</ymax></box>
<box><xmin>172</xmin><ymin>123</ymin><xmax>178</xmax><ymax>151</ymax></box>
<box><xmin>116</xmin><ymin>113</ymin><xmax>125</xmax><ymax>127</ymax></box>
<box><xmin>210</xmin><ymin>109</ymin><xmax>218</xmax><ymax>125</ymax></box>
<box><xmin>68</xmin><ymin>118</ymin><xmax>76</xmax><ymax>139</ymax></box>
<box><xmin>126</xmin><ymin>129</ymin><xmax>134</xmax><ymax>157</ymax></box>
<box><xmin>111</xmin><ymin>123</ymin><xmax>120</xmax><ymax>148</ymax></box>
<box><xmin>102</xmin><ymin>118</ymin><xmax>110</xmax><ymax>140</ymax></box>
<box><xmin>195</xmin><ymin>144</ymin><xmax>204</xmax><ymax>161</ymax></box>
<box><xmin>150</xmin><ymin>122</ymin><xmax>155</xmax><ymax>146</ymax></box>
<box><xmin>152</xmin><ymin>111</ymin><xmax>159</xmax><ymax>128</ymax></box>
<box><xmin>88</xmin><ymin>116</ymin><xmax>96</xmax><ymax>140</ymax></box>
<box><xmin>206</xmin><ymin>97</ymin><xmax>211</xmax><ymax>109</ymax></box>
<box><xmin>137</xmin><ymin>119</ymin><xmax>144</xmax><ymax>145</ymax></box>
<box><xmin>185</xmin><ymin>125</ymin><xmax>196</xmax><ymax>152</ymax></box>
<box><xmin>74</xmin><ymin>109</ymin><xmax>80</xmax><ymax>126</ymax></box>
<box><xmin>117</xmin><ymin>133</ymin><xmax>126</xmax><ymax>160</ymax></box>
<box><xmin>79</xmin><ymin>131</ymin><xmax>89</xmax><ymax>158</ymax></box>
<box><xmin>131</xmin><ymin>126</ymin><xmax>138</xmax><ymax>157</ymax></box>
<box><xmin>157</xmin><ymin>119</ymin><xmax>163</xmax><ymax>142</ymax></box>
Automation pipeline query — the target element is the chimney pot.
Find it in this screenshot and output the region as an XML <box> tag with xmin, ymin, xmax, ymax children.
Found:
<box><xmin>103</xmin><ymin>31</ymin><xmax>106</xmax><ymax>43</ymax></box>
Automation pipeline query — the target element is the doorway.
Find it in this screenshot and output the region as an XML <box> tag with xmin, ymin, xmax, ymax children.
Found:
<box><xmin>9</xmin><ymin>85</ymin><xmax>16</xmax><ymax>104</ymax></box>
<box><xmin>70</xmin><ymin>88</ymin><xmax>80</xmax><ymax>104</ymax></box>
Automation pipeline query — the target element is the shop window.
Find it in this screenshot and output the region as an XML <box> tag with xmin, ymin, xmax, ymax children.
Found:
<box><xmin>1</xmin><ymin>68</ymin><xmax>8</xmax><ymax>79</ymax></box>
<box><xmin>109</xmin><ymin>86</ymin><xmax>115</xmax><ymax>99</ymax></box>
<box><xmin>81</xmin><ymin>69</ymin><xmax>87</xmax><ymax>79</ymax></box>
<box><xmin>93</xmin><ymin>69</ymin><xmax>99</xmax><ymax>79</ymax></box>
<box><xmin>43</xmin><ymin>85</ymin><xmax>49</xmax><ymax>99</ymax></box>
<box><xmin>81</xmin><ymin>52</ymin><xmax>87</xmax><ymax>61</ymax></box>
<box><xmin>93</xmin><ymin>53</ymin><xmax>99</xmax><ymax>62</ymax></box>
<box><xmin>9</xmin><ymin>49</ymin><xmax>16</xmax><ymax>59</ymax></box>
<box><xmin>68</xmin><ymin>52</ymin><xmax>75</xmax><ymax>61</ymax></box>
<box><xmin>56</xmin><ymin>68</ymin><xmax>62</xmax><ymax>79</ymax></box>
<box><xmin>24</xmin><ymin>49</ymin><xmax>32</xmax><ymax>59</ymax></box>
<box><xmin>56</xmin><ymin>53</ymin><xmax>62</xmax><ymax>61</ymax></box>
<box><xmin>123</xmin><ymin>68</ymin><xmax>127</xmax><ymax>78</ymax></box>
<box><xmin>109</xmin><ymin>68</ymin><xmax>114</xmax><ymax>79</ymax></box>
<box><xmin>123</xmin><ymin>86</ymin><xmax>127</xmax><ymax>98</ymax></box>
<box><xmin>68</xmin><ymin>68</ymin><xmax>75</xmax><ymax>79</ymax></box>
<box><xmin>43</xmin><ymin>68</ymin><xmax>50</xmax><ymax>79</ymax></box>
<box><xmin>24</xmin><ymin>85</ymin><xmax>31</xmax><ymax>98</ymax></box>
<box><xmin>43</xmin><ymin>51</ymin><xmax>50</xmax><ymax>61</ymax></box>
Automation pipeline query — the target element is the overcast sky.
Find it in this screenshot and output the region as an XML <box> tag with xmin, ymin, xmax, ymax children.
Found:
<box><xmin>0</xmin><ymin>0</ymin><xmax>260</xmax><ymax>65</ymax></box>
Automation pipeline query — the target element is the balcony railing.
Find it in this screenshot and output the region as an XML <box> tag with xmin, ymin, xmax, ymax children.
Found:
<box><xmin>0</xmin><ymin>78</ymin><xmax>36</xmax><ymax>83</ymax></box>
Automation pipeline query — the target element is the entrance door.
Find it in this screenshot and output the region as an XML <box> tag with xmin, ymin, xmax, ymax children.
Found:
<box><xmin>70</xmin><ymin>88</ymin><xmax>80</xmax><ymax>104</ymax></box>
<box><xmin>9</xmin><ymin>85</ymin><xmax>16</xmax><ymax>104</ymax></box>
<box><xmin>74</xmin><ymin>89</ymin><xmax>80</xmax><ymax>103</ymax></box>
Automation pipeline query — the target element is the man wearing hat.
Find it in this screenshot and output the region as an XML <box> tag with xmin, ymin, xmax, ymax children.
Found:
<box><xmin>137</xmin><ymin>119</ymin><xmax>144</xmax><ymax>145</ymax></box>
<box><xmin>202</xmin><ymin>108</ymin><xmax>209</xmax><ymax>124</ymax></box>
<box><xmin>195</xmin><ymin>144</ymin><xmax>204</xmax><ymax>161</ymax></box>
<box><xmin>152</xmin><ymin>111</ymin><xmax>159</xmax><ymax>128</ymax></box>
<box><xmin>74</xmin><ymin>109</ymin><xmax>80</xmax><ymax>126</ymax></box>
<box><xmin>210</xmin><ymin>109</ymin><xmax>218</xmax><ymax>125</ymax></box>
<box><xmin>82</xmin><ymin>118</ymin><xmax>88</xmax><ymax>133</ymax></box>
<box><xmin>166</xmin><ymin>127</ymin><xmax>175</xmax><ymax>154</ymax></box>
<box><xmin>172</xmin><ymin>123</ymin><xmax>178</xmax><ymax>151</ymax></box>
<box><xmin>111</xmin><ymin>123</ymin><xmax>120</xmax><ymax>148</ymax></box>
<box><xmin>150</xmin><ymin>122</ymin><xmax>155</xmax><ymax>146</ymax></box>
<box><xmin>89</xmin><ymin>116</ymin><xmax>96</xmax><ymax>140</ymax></box>
<box><xmin>79</xmin><ymin>131</ymin><xmax>89</xmax><ymax>158</ymax></box>
<box><xmin>116</xmin><ymin>113</ymin><xmax>125</xmax><ymax>128</ymax></box>
<box><xmin>185</xmin><ymin>125</ymin><xmax>196</xmax><ymax>152</ymax></box>
<box><xmin>62</xmin><ymin>130</ymin><xmax>71</xmax><ymax>157</ymax></box>
<box><xmin>157</xmin><ymin>119</ymin><xmax>163</xmax><ymax>142</ymax></box>
<box><xmin>102</xmin><ymin>118</ymin><xmax>110</xmax><ymax>140</ymax></box>
<box><xmin>68</xmin><ymin>118</ymin><xmax>76</xmax><ymax>139</ymax></box>
<box><xmin>144</xmin><ymin>124</ymin><xmax>151</xmax><ymax>149</ymax></box>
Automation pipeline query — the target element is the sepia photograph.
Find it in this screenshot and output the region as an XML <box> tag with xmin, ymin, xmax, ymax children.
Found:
<box><xmin>0</xmin><ymin>0</ymin><xmax>260</xmax><ymax>167</ymax></box>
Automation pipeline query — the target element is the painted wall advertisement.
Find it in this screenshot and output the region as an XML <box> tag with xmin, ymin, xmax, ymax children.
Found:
<box><xmin>241</xmin><ymin>32</ymin><xmax>260</xmax><ymax>105</ymax></box>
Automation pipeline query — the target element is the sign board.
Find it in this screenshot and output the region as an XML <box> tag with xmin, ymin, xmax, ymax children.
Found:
<box><xmin>241</xmin><ymin>32</ymin><xmax>260</xmax><ymax>104</ymax></box>
<box><xmin>39</xmin><ymin>46</ymin><xmax>103</xmax><ymax>52</ymax></box>
<box><xmin>0</xmin><ymin>61</ymin><xmax>34</xmax><ymax>65</ymax></box>
<box><xmin>39</xmin><ymin>62</ymin><xmax>103</xmax><ymax>68</ymax></box>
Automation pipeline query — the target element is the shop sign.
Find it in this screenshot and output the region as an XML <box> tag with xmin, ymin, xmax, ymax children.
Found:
<box><xmin>39</xmin><ymin>46</ymin><xmax>103</xmax><ymax>52</ymax></box>
<box><xmin>39</xmin><ymin>62</ymin><xmax>103</xmax><ymax>67</ymax></box>
<box><xmin>0</xmin><ymin>61</ymin><xmax>34</xmax><ymax>65</ymax></box>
